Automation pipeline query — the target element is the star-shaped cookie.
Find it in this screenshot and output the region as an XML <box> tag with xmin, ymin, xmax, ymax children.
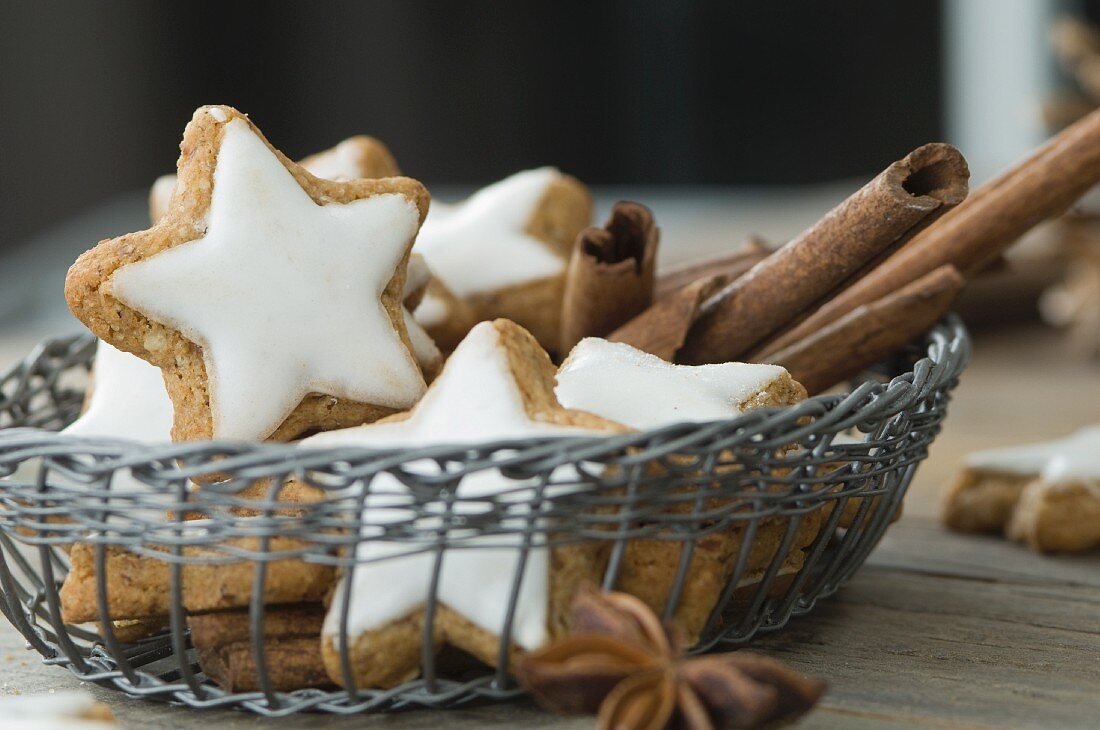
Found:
<box><xmin>297</xmin><ymin>319</ymin><xmax>627</xmax><ymax>688</ymax></box>
<box><xmin>148</xmin><ymin>133</ymin><xmax>441</xmax><ymax>378</ymax></box>
<box><xmin>556</xmin><ymin>338</ymin><xmax>806</xmax><ymax>430</ymax></box>
<box><xmin>944</xmin><ymin>426</ymin><xmax>1100</xmax><ymax>552</ymax></box>
<box><xmin>65</xmin><ymin>105</ymin><xmax>430</xmax><ymax>442</ymax></box>
<box><xmin>413</xmin><ymin>167</ymin><xmax>592</xmax><ymax>351</ymax></box>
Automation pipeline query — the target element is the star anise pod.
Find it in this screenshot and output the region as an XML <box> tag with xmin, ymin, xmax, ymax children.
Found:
<box><xmin>515</xmin><ymin>585</ymin><xmax>825</xmax><ymax>730</ymax></box>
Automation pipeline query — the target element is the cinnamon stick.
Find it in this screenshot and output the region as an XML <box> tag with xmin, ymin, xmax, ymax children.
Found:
<box><xmin>766</xmin><ymin>265</ymin><xmax>964</xmax><ymax>395</ymax></box>
<box><xmin>609</xmin><ymin>273</ymin><xmax>734</xmax><ymax>361</ymax></box>
<box><xmin>654</xmin><ymin>236</ymin><xmax>770</xmax><ymax>300</ymax></box>
<box><xmin>757</xmin><ymin>105</ymin><xmax>1100</xmax><ymax>360</ymax></box>
<box><xmin>677</xmin><ymin>143</ymin><xmax>969</xmax><ymax>365</ymax></box>
<box><xmin>189</xmin><ymin>605</ymin><xmax>331</xmax><ymax>691</ymax></box>
<box><xmin>559</xmin><ymin>201</ymin><xmax>659</xmax><ymax>355</ymax></box>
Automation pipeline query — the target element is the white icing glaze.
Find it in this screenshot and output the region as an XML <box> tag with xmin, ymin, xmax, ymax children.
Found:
<box><xmin>304</xmin><ymin>322</ymin><xmax>606</xmax><ymax>650</ymax></box>
<box><xmin>204</xmin><ymin>106</ymin><xmax>227</xmax><ymax>122</ymax></box>
<box><xmin>110</xmin><ymin>118</ymin><xmax>425</xmax><ymax>440</ymax></box>
<box><xmin>60</xmin><ymin>342</ymin><xmax>175</xmax><ymax>511</ymax></box>
<box><xmin>413</xmin><ymin>168</ymin><xmax>569</xmax><ymax>297</ymax></box>
<box><xmin>301</xmin><ymin>138</ymin><xmax>373</xmax><ymax>181</ymax></box>
<box><xmin>555</xmin><ymin>338</ymin><xmax>789</xmax><ymax>430</ymax></box>
<box><xmin>413</xmin><ymin>289</ymin><xmax>449</xmax><ymax>327</ymax></box>
<box><xmin>403</xmin><ymin>308</ymin><xmax>441</xmax><ymax>370</ymax></box>
<box><xmin>966</xmin><ymin>426</ymin><xmax>1100</xmax><ymax>495</ymax></box>
<box><xmin>400</xmin><ymin>253</ymin><xmax>440</xmax><ymax>370</ymax></box>
<box><xmin>64</xmin><ymin>341</ymin><xmax>173</xmax><ymax>443</ymax></box>
<box><xmin>404</xmin><ymin>252</ymin><xmax>431</xmax><ymax>298</ymax></box>
<box><xmin>149</xmin><ymin>174</ymin><xmax>177</xmax><ymax>222</ymax></box>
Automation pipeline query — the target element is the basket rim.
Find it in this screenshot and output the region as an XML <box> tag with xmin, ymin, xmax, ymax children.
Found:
<box><xmin>0</xmin><ymin>315</ymin><xmax>971</xmax><ymax>472</ymax></box>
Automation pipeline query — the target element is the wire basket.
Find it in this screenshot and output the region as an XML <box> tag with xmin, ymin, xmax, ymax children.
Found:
<box><xmin>0</xmin><ymin>316</ymin><xmax>969</xmax><ymax>716</ymax></box>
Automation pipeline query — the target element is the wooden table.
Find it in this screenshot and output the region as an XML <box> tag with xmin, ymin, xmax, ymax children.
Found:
<box><xmin>1</xmin><ymin>324</ymin><xmax>1097</xmax><ymax>729</ymax></box>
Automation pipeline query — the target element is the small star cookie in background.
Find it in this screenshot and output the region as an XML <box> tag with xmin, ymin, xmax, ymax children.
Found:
<box><xmin>413</xmin><ymin>167</ymin><xmax>592</xmax><ymax>354</ymax></box>
<box><xmin>65</xmin><ymin>105</ymin><xmax>431</xmax><ymax>442</ymax></box>
<box><xmin>943</xmin><ymin>426</ymin><xmax>1100</xmax><ymax>552</ymax></box>
<box><xmin>297</xmin><ymin>319</ymin><xmax>628</xmax><ymax>688</ymax></box>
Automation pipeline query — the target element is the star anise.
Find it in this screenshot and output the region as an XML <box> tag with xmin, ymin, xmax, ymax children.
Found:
<box><xmin>515</xmin><ymin>585</ymin><xmax>825</xmax><ymax>730</ymax></box>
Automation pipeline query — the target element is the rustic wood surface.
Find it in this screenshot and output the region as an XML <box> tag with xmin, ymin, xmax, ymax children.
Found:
<box><xmin>0</xmin><ymin>189</ymin><xmax>1095</xmax><ymax>728</ymax></box>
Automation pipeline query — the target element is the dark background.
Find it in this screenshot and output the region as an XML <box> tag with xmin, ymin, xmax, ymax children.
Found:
<box><xmin>0</xmin><ymin>1</ymin><xmax>944</xmax><ymax>250</ymax></box>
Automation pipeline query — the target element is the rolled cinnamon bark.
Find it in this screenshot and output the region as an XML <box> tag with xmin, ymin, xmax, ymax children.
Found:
<box><xmin>757</xmin><ymin>106</ymin><xmax>1100</xmax><ymax>360</ymax></box>
<box><xmin>608</xmin><ymin>273</ymin><xmax>735</xmax><ymax>361</ymax></box>
<box><xmin>654</xmin><ymin>236</ymin><xmax>770</xmax><ymax>301</ymax></box>
<box><xmin>559</xmin><ymin>202</ymin><xmax>658</xmax><ymax>355</ymax></box>
<box><xmin>765</xmin><ymin>265</ymin><xmax>964</xmax><ymax>395</ymax></box>
<box><xmin>189</xmin><ymin>605</ymin><xmax>331</xmax><ymax>691</ymax></box>
<box><xmin>676</xmin><ymin>143</ymin><xmax>969</xmax><ymax>365</ymax></box>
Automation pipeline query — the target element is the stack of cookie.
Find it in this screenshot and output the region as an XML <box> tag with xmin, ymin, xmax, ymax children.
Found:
<box><xmin>59</xmin><ymin>105</ymin><xmax>822</xmax><ymax>691</ymax></box>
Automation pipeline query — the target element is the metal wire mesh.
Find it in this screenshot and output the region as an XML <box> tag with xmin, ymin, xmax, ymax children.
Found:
<box><xmin>0</xmin><ymin>316</ymin><xmax>970</xmax><ymax>715</ymax></box>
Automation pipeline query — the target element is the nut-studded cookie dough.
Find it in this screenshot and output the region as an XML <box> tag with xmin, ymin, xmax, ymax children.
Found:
<box><xmin>60</xmin><ymin>535</ymin><xmax>335</xmax><ymax>625</ymax></box>
<box><xmin>66</xmin><ymin>105</ymin><xmax>431</xmax><ymax>442</ymax></box>
<box><xmin>413</xmin><ymin>168</ymin><xmax>592</xmax><ymax>353</ymax></box>
<box><xmin>297</xmin><ymin>319</ymin><xmax>628</xmax><ymax>688</ymax></box>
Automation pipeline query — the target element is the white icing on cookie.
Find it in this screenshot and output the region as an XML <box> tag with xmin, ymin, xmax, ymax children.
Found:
<box><xmin>413</xmin><ymin>289</ymin><xmax>449</xmax><ymax>327</ymax></box>
<box><xmin>59</xmin><ymin>342</ymin><xmax>174</xmax><ymax>511</ymax></box>
<box><xmin>149</xmin><ymin>174</ymin><xmax>178</xmax><ymax>222</ymax></box>
<box><xmin>110</xmin><ymin>118</ymin><xmax>425</xmax><ymax>441</ymax></box>
<box><xmin>413</xmin><ymin>168</ymin><xmax>568</xmax><ymax>298</ymax></box>
<box><xmin>555</xmin><ymin>338</ymin><xmax>789</xmax><ymax>430</ymax></box>
<box><xmin>65</xmin><ymin>341</ymin><xmax>173</xmax><ymax>443</ymax></box>
<box><xmin>399</xmin><ymin>254</ymin><xmax>440</xmax><ymax>371</ymax></box>
<box><xmin>152</xmin><ymin>141</ymin><xmax>438</xmax><ymax>375</ymax></box>
<box><xmin>299</xmin><ymin>137</ymin><xmax>375</xmax><ymax>181</ymax></box>
<box><xmin>305</xmin><ymin>322</ymin><xmax>607</xmax><ymax>650</ymax></box>
<box><xmin>966</xmin><ymin>426</ymin><xmax>1100</xmax><ymax>494</ymax></box>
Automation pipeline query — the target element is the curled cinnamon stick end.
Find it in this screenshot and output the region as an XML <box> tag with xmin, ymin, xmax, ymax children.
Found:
<box><xmin>765</xmin><ymin>106</ymin><xmax>1100</xmax><ymax>359</ymax></box>
<box><xmin>677</xmin><ymin>143</ymin><xmax>969</xmax><ymax>365</ymax></box>
<box><xmin>608</xmin><ymin>273</ymin><xmax>734</xmax><ymax>361</ymax></box>
<box><xmin>559</xmin><ymin>201</ymin><xmax>659</xmax><ymax>355</ymax></box>
<box><xmin>766</xmin><ymin>265</ymin><xmax>964</xmax><ymax>395</ymax></box>
<box><xmin>654</xmin><ymin>236</ymin><xmax>770</xmax><ymax>301</ymax></box>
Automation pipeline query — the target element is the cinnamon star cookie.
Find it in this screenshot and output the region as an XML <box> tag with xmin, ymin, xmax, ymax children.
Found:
<box><xmin>65</xmin><ymin>105</ymin><xmax>430</xmax><ymax>442</ymax></box>
<box><xmin>413</xmin><ymin>167</ymin><xmax>592</xmax><ymax>352</ymax></box>
<box><xmin>297</xmin><ymin>319</ymin><xmax>627</xmax><ymax>688</ymax></box>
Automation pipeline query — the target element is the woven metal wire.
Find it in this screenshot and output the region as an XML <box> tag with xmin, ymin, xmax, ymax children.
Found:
<box><xmin>0</xmin><ymin>316</ymin><xmax>970</xmax><ymax>716</ymax></box>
